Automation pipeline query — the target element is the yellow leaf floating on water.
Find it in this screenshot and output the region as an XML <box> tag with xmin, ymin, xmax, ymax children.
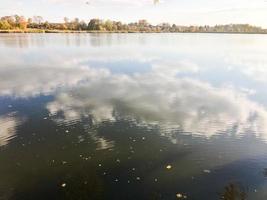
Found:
<box><xmin>166</xmin><ymin>165</ymin><xmax>172</xmax><ymax>169</ymax></box>
<box><xmin>176</xmin><ymin>193</ymin><xmax>187</xmax><ymax>199</ymax></box>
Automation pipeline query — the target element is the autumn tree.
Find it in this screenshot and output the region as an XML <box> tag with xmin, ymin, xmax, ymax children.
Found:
<box><xmin>0</xmin><ymin>20</ymin><xmax>12</xmax><ymax>29</ymax></box>
<box><xmin>18</xmin><ymin>16</ymin><xmax>28</xmax><ymax>29</ymax></box>
<box><xmin>1</xmin><ymin>16</ymin><xmax>15</xmax><ymax>27</ymax></box>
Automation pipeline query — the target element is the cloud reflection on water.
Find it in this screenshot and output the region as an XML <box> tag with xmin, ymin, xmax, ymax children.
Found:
<box><xmin>46</xmin><ymin>64</ymin><xmax>267</xmax><ymax>142</ymax></box>
<box><xmin>1</xmin><ymin>34</ymin><xmax>267</xmax><ymax>144</ymax></box>
<box><xmin>0</xmin><ymin>113</ymin><xmax>19</xmax><ymax>147</ymax></box>
<box><xmin>0</xmin><ymin>64</ymin><xmax>109</xmax><ymax>98</ymax></box>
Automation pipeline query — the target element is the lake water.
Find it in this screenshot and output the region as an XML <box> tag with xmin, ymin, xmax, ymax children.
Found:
<box><xmin>1</xmin><ymin>33</ymin><xmax>267</xmax><ymax>200</ymax></box>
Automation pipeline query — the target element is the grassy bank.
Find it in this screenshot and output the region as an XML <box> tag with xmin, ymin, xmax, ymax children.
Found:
<box><xmin>0</xmin><ymin>29</ymin><xmax>266</xmax><ymax>34</ymax></box>
<box><xmin>0</xmin><ymin>29</ymin><xmax>158</xmax><ymax>33</ymax></box>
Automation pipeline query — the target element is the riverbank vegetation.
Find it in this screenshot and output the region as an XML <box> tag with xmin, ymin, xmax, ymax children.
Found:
<box><xmin>1</xmin><ymin>15</ymin><xmax>266</xmax><ymax>33</ymax></box>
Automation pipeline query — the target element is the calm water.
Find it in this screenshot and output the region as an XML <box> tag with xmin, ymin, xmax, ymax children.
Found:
<box><xmin>1</xmin><ymin>33</ymin><xmax>267</xmax><ymax>200</ymax></box>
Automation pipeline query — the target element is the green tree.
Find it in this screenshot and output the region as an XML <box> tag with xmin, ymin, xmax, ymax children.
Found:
<box><xmin>88</xmin><ymin>19</ymin><xmax>103</xmax><ymax>30</ymax></box>
<box><xmin>104</xmin><ymin>20</ymin><xmax>113</xmax><ymax>31</ymax></box>
<box><xmin>79</xmin><ymin>20</ymin><xmax>88</xmax><ymax>30</ymax></box>
<box><xmin>43</xmin><ymin>21</ymin><xmax>50</xmax><ymax>29</ymax></box>
<box><xmin>72</xmin><ymin>18</ymin><xmax>80</xmax><ymax>30</ymax></box>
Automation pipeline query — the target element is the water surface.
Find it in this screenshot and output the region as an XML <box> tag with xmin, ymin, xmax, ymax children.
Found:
<box><xmin>1</xmin><ymin>33</ymin><xmax>267</xmax><ymax>199</ymax></box>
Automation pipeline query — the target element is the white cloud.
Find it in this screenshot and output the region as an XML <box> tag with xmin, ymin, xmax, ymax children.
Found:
<box><xmin>44</xmin><ymin>0</ymin><xmax>153</xmax><ymax>7</ymax></box>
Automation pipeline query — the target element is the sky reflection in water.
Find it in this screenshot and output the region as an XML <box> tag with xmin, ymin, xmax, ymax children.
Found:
<box><xmin>1</xmin><ymin>33</ymin><xmax>267</xmax><ymax>199</ymax></box>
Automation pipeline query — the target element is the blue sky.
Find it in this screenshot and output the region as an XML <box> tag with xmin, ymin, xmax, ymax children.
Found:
<box><xmin>1</xmin><ymin>0</ymin><xmax>267</xmax><ymax>27</ymax></box>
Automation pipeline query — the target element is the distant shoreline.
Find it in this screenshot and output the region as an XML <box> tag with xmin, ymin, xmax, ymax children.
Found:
<box><xmin>1</xmin><ymin>15</ymin><xmax>267</xmax><ymax>34</ymax></box>
<box><xmin>1</xmin><ymin>29</ymin><xmax>267</xmax><ymax>34</ymax></box>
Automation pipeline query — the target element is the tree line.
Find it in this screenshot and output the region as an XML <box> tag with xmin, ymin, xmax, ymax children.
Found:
<box><xmin>1</xmin><ymin>15</ymin><xmax>266</xmax><ymax>33</ymax></box>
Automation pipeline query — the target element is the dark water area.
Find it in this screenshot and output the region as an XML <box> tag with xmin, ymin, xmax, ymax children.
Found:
<box><xmin>1</xmin><ymin>33</ymin><xmax>267</xmax><ymax>199</ymax></box>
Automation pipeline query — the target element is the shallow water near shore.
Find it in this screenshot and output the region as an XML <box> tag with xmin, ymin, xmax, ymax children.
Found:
<box><xmin>1</xmin><ymin>33</ymin><xmax>267</xmax><ymax>199</ymax></box>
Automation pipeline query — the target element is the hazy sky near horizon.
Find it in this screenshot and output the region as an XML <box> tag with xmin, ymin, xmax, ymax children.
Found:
<box><xmin>0</xmin><ymin>0</ymin><xmax>267</xmax><ymax>27</ymax></box>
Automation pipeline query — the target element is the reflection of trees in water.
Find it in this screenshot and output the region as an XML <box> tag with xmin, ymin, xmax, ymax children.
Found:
<box><xmin>220</xmin><ymin>183</ymin><xmax>247</xmax><ymax>200</ymax></box>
